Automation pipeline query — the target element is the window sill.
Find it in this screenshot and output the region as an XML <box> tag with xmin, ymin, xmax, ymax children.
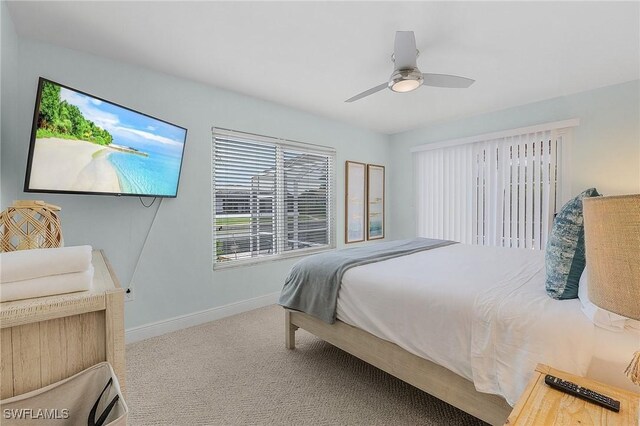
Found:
<box><xmin>213</xmin><ymin>245</ymin><xmax>336</xmax><ymax>271</ymax></box>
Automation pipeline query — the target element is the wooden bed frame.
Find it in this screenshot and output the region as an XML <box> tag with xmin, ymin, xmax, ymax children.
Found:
<box><xmin>285</xmin><ymin>309</ymin><xmax>512</xmax><ymax>426</ymax></box>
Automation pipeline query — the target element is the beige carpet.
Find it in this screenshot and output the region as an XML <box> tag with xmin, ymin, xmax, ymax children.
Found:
<box><xmin>126</xmin><ymin>305</ymin><xmax>487</xmax><ymax>425</ymax></box>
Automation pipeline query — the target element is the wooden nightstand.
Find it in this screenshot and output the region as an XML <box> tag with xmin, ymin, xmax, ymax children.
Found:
<box><xmin>506</xmin><ymin>364</ymin><xmax>640</xmax><ymax>425</ymax></box>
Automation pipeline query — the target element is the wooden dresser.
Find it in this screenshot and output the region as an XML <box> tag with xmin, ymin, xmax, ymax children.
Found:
<box><xmin>506</xmin><ymin>364</ymin><xmax>640</xmax><ymax>425</ymax></box>
<box><xmin>0</xmin><ymin>250</ymin><xmax>125</xmax><ymax>399</ymax></box>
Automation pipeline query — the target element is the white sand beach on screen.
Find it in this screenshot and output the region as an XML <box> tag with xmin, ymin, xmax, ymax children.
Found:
<box><xmin>29</xmin><ymin>138</ymin><xmax>122</xmax><ymax>193</ymax></box>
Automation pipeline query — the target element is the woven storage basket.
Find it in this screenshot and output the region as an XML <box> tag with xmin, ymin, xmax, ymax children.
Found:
<box><xmin>0</xmin><ymin>200</ymin><xmax>63</xmax><ymax>252</ymax></box>
<box><xmin>583</xmin><ymin>194</ymin><xmax>640</xmax><ymax>321</ymax></box>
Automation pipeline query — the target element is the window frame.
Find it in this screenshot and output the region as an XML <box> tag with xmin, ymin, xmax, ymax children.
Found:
<box><xmin>212</xmin><ymin>127</ymin><xmax>336</xmax><ymax>270</ymax></box>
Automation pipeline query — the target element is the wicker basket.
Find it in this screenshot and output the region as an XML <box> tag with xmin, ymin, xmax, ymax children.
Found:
<box><xmin>0</xmin><ymin>200</ymin><xmax>63</xmax><ymax>252</ymax></box>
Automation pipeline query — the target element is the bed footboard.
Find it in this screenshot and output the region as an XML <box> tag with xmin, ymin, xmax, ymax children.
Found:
<box><xmin>283</xmin><ymin>308</ymin><xmax>511</xmax><ymax>426</ymax></box>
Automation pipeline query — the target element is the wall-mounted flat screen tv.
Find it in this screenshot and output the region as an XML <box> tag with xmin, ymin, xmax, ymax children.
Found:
<box><xmin>24</xmin><ymin>78</ymin><xmax>187</xmax><ymax>198</ymax></box>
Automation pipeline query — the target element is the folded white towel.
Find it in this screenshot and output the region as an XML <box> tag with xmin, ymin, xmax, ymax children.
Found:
<box><xmin>0</xmin><ymin>265</ymin><xmax>94</xmax><ymax>302</ymax></box>
<box><xmin>0</xmin><ymin>245</ymin><xmax>92</xmax><ymax>283</ymax></box>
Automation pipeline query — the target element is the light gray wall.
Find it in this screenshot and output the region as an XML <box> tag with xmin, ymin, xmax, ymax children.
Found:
<box><xmin>3</xmin><ymin>38</ymin><xmax>390</xmax><ymax>329</ymax></box>
<box><xmin>388</xmin><ymin>80</ymin><xmax>640</xmax><ymax>239</ymax></box>
<box><xmin>1</xmin><ymin>0</ymin><xmax>19</xmax><ymax>207</ymax></box>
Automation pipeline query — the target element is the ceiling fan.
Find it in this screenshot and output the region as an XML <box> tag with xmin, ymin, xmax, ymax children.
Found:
<box><xmin>345</xmin><ymin>31</ymin><xmax>475</xmax><ymax>103</ymax></box>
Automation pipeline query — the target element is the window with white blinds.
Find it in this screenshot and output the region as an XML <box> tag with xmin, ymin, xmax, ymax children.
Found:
<box><xmin>414</xmin><ymin>121</ymin><xmax>575</xmax><ymax>250</ymax></box>
<box><xmin>212</xmin><ymin>129</ymin><xmax>335</xmax><ymax>266</ymax></box>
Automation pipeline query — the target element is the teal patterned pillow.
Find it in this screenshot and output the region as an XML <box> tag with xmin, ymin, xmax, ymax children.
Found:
<box><xmin>545</xmin><ymin>188</ymin><xmax>600</xmax><ymax>299</ymax></box>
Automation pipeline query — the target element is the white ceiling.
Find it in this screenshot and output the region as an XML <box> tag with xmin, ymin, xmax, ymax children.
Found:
<box><xmin>7</xmin><ymin>1</ymin><xmax>640</xmax><ymax>135</ymax></box>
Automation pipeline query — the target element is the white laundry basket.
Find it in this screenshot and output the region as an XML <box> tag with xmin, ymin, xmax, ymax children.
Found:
<box><xmin>1</xmin><ymin>362</ymin><xmax>127</xmax><ymax>426</ymax></box>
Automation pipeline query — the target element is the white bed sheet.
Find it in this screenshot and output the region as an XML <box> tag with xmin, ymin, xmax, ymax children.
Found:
<box><xmin>336</xmin><ymin>243</ymin><xmax>640</xmax><ymax>405</ymax></box>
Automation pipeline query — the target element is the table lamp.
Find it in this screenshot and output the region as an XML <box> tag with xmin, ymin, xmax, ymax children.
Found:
<box><xmin>583</xmin><ymin>194</ymin><xmax>640</xmax><ymax>386</ymax></box>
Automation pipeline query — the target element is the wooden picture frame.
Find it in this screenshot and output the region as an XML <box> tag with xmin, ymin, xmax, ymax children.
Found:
<box><xmin>345</xmin><ymin>161</ymin><xmax>366</xmax><ymax>243</ymax></box>
<box><xmin>367</xmin><ymin>164</ymin><xmax>385</xmax><ymax>240</ymax></box>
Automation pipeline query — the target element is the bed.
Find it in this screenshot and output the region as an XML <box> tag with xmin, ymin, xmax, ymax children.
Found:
<box><xmin>281</xmin><ymin>241</ymin><xmax>640</xmax><ymax>425</ymax></box>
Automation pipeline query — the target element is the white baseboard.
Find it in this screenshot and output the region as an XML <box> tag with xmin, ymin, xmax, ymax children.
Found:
<box><xmin>125</xmin><ymin>291</ymin><xmax>280</xmax><ymax>344</ymax></box>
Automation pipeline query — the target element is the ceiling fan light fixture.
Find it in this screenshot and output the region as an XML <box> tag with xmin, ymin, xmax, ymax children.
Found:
<box><xmin>391</xmin><ymin>79</ymin><xmax>421</xmax><ymax>93</ymax></box>
<box><xmin>389</xmin><ymin>68</ymin><xmax>424</xmax><ymax>93</ymax></box>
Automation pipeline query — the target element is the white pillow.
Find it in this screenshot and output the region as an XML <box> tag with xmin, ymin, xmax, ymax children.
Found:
<box><xmin>577</xmin><ymin>268</ymin><xmax>639</xmax><ymax>332</ymax></box>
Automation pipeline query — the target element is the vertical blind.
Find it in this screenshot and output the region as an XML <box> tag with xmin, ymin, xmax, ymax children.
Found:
<box><xmin>414</xmin><ymin>127</ymin><xmax>570</xmax><ymax>250</ymax></box>
<box><xmin>212</xmin><ymin>129</ymin><xmax>335</xmax><ymax>265</ymax></box>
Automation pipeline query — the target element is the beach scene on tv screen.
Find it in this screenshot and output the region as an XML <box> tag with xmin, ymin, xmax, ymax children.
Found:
<box><xmin>28</xmin><ymin>81</ymin><xmax>186</xmax><ymax>196</ymax></box>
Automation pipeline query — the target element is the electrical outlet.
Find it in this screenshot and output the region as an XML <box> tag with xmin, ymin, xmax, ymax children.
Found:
<box><xmin>124</xmin><ymin>287</ymin><xmax>135</xmax><ymax>302</ymax></box>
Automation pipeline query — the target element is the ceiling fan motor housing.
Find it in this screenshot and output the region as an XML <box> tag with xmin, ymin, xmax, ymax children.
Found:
<box><xmin>389</xmin><ymin>68</ymin><xmax>424</xmax><ymax>92</ymax></box>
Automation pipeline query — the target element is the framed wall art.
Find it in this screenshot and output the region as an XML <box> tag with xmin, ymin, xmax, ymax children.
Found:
<box><xmin>345</xmin><ymin>161</ymin><xmax>366</xmax><ymax>243</ymax></box>
<box><xmin>367</xmin><ymin>164</ymin><xmax>385</xmax><ymax>240</ymax></box>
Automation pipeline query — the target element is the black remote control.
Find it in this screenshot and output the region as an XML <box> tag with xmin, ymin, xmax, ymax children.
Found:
<box><xmin>544</xmin><ymin>374</ymin><xmax>620</xmax><ymax>412</ymax></box>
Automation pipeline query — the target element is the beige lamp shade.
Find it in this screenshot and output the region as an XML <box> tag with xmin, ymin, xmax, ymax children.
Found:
<box><xmin>584</xmin><ymin>194</ymin><xmax>640</xmax><ymax>386</ymax></box>
<box><xmin>583</xmin><ymin>194</ymin><xmax>640</xmax><ymax>320</ymax></box>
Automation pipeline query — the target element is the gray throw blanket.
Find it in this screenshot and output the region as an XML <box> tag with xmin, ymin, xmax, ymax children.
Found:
<box><xmin>279</xmin><ymin>238</ymin><xmax>456</xmax><ymax>323</ymax></box>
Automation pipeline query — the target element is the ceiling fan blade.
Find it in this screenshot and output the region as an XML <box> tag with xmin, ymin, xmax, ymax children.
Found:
<box><xmin>422</xmin><ymin>73</ymin><xmax>475</xmax><ymax>88</ymax></box>
<box><xmin>394</xmin><ymin>31</ymin><xmax>418</xmax><ymax>69</ymax></box>
<box><xmin>345</xmin><ymin>83</ymin><xmax>388</xmax><ymax>103</ymax></box>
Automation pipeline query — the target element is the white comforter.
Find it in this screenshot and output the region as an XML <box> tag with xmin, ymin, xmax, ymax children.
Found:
<box><xmin>336</xmin><ymin>243</ymin><xmax>639</xmax><ymax>405</ymax></box>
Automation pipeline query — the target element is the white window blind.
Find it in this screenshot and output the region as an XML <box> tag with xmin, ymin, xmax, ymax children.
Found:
<box><xmin>414</xmin><ymin>123</ymin><xmax>574</xmax><ymax>250</ymax></box>
<box><xmin>212</xmin><ymin>129</ymin><xmax>335</xmax><ymax>266</ymax></box>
